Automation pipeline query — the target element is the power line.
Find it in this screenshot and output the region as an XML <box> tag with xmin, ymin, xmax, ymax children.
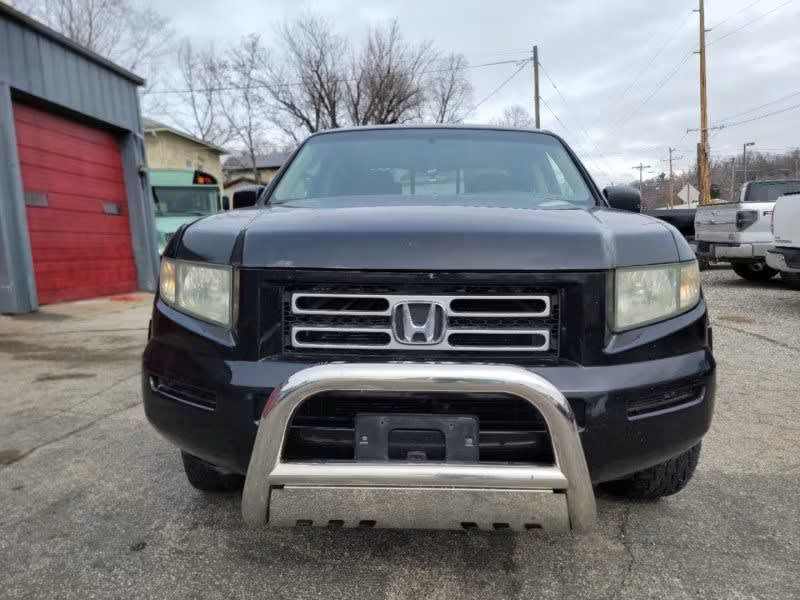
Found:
<box><xmin>707</xmin><ymin>0</ymin><xmax>793</xmax><ymax>46</ymax></box>
<box><xmin>708</xmin><ymin>0</ymin><xmax>764</xmax><ymax>29</ymax></box>
<box><xmin>715</xmin><ymin>101</ymin><xmax>800</xmax><ymax>129</ymax></box>
<box><xmin>463</xmin><ymin>59</ymin><xmax>531</xmax><ymax>117</ymax></box>
<box><xmin>616</xmin><ymin>5</ymin><xmax>696</xmax><ymax>104</ymax></box>
<box><xmin>611</xmin><ymin>50</ymin><xmax>694</xmax><ymax>134</ymax></box>
<box><xmin>539</xmin><ymin>95</ymin><xmax>610</xmax><ymax>178</ymax></box>
<box><xmin>713</xmin><ymin>89</ymin><xmax>800</xmax><ymax>123</ymax></box>
<box><xmin>143</xmin><ymin>57</ymin><xmax>528</xmax><ymax>95</ymax></box>
<box><xmin>536</xmin><ymin>61</ymin><xmax>616</xmax><ymax>175</ymax></box>
<box><xmin>610</xmin><ymin>0</ymin><xmax>792</xmax><ymax>138</ymax></box>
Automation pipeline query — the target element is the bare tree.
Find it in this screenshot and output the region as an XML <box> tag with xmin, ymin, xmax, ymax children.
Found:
<box><xmin>426</xmin><ymin>53</ymin><xmax>473</xmax><ymax>124</ymax></box>
<box><xmin>174</xmin><ymin>39</ymin><xmax>231</xmax><ymax>147</ymax></box>
<box><xmin>216</xmin><ymin>35</ymin><xmax>272</xmax><ymax>183</ymax></box>
<box><xmin>346</xmin><ymin>20</ymin><xmax>437</xmax><ymax>125</ymax></box>
<box><xmin>492</xmin><ymin>105</ymin><xmax>535</xmax><ymax>129</ymax></box>
<box><xmin>261</xmin><ymin>15</ymin><xmax>348</xmax><ymax>142</ymax></box>
<box><xmin>16</xmin><ymin>0</ymin><xmax>172</xmax><ymax>80</ymax></box>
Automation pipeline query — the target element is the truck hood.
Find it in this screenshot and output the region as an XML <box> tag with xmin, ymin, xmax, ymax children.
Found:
<box><xmin>177</xmin><ymin>203</ymin><xmax>689</xmax><ymax>270</ymax></box>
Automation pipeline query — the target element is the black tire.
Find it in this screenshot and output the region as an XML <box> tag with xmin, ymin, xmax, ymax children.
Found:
<box><xmin>732</xmin><ymin>262</ymin><xmax>778</xmax><ymax>282</ymax></box>
<box><xmin>780</xmin><ymin>271</ymin><xmax>800</xmax><ymax>290</ymax></box>
<box><xmin>697</xmin><ymin>257</ymin><xmax>711</xmax><ymax>271</ymax></box>
<box><xmin>603</xmin><ymin>443</ymin><xmax>701</xmax><ymax>500</ymax></box>
<box><xmin>181</xmin><ymin>451</ymin><xmax>244</xmax><ymax>492</ymax></box>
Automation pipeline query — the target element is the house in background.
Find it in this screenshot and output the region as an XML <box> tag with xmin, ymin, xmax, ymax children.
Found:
<box><xmin>143</xmin><ymin>117</ymin><xmax>226</xmax><ymax>186</ymax></box>
<box><xmin>222</xmin><ymin>151</ymin><xmax>291</xmax><ymax>197</ymax></box>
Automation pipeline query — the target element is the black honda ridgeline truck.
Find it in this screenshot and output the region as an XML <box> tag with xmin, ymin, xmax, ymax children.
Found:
<box><xmin>143</xmin><ymin>126</ymin><xmax>715</xmax><ymax>529</ymax></box>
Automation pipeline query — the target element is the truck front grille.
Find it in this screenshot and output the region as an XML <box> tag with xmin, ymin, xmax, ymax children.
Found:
<box><xmin>283</xmin><ymin>391</ymin><xmax>576</xmax><ymax>463</ymax></box>
<box><xmin>282</xmin><ymin>285</ymin><xmax>559</xmax><ymax>361</ymax></box>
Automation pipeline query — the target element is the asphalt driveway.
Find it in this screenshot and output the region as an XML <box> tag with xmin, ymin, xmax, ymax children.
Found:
<box><xmin>1</xmin><ymin>270</ymin><xmax>798</xmax><ymax>599</ymax></box>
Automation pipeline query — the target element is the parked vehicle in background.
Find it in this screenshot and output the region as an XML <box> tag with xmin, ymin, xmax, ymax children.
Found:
<box><xmin>150</xmin><ymin>169</ymin><xmax>225</xmax><ymax>253</ymax></box>
<box><xmin>645</xmin><ymin>206</ymin><xmax>697</xmax><ymax>251</ymax></box>
<box><xmin>695</xmin><ymin>180</ymin><xmax>800</xmax><ymax>281</ymax></box>
<box><xmin>766</xmin><ymin>192</ymin><xmax>800</xmax><ymax>289</ymax></box>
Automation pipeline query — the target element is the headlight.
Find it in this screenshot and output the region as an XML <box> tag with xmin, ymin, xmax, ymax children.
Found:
<box><xmin>613</xmin><ymin>260</ymin><xmax>700</xmax><ymax>331</ymax></box>
<box><xmin>159</xmin><ymin>258</ymin><xmax>233</xmax><ymax>327</ymax></box>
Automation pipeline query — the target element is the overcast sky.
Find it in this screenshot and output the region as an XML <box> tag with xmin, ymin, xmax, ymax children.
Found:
<box><xmin>151</xmin><ymin>0</ymin><xmax>800</xmax><ymax>187</ymax></box>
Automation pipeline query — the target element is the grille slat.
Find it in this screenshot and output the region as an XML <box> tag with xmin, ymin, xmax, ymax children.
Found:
<box><xmin>285</xmin><ymin>289</ymin><xmax>558</xmax><ymax>356</ymax></box>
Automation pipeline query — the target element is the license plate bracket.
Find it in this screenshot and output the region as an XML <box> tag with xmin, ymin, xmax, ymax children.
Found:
<box><xmin>355</xmin><ymin>414</ymin><xmax>479</xmax><ymax>462</ymax></box>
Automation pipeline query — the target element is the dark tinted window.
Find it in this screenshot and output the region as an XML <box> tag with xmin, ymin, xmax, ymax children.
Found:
<box><xmin>746</xmin><ymin>181</ymin><xmax>800</xmax><ymax>202</ymax></box>
<box><xmin>272</xmin><ymin>129</ymin><xmax>595</xmax><ymax>209</ymax></box>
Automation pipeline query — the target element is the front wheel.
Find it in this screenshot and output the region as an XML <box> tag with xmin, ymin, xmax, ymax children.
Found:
<box><xmin>732</xmin><ymin>262</ymin><xmax>778</xmax><ymax>282</ymax></box>
<box><xmin>602</xmin><ymin>443</ymin><xmax>701</xmax><ymax>500</ymax></box>
<box><xmin>780</xmin><ymin>271</ymin><xmax>800</xmax><ymax>290</ymax></box>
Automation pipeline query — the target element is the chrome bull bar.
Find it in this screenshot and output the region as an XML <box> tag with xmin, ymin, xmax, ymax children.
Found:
<box><xmin>242</xmin><ymin>363</ymin><xmax>597</xmax><ymax>532</ymax></box>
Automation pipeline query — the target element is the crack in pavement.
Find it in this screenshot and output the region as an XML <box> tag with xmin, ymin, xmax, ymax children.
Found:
<box><xmin>0</xmin><ymin>399</ymin><xmax>142</xmax><ymax>470</ymax></box>
<box><xmin>0</xmin><ymin>370</ymin><xmax>142</xmax><ymax>431</ymax></box>
<box><xmin>713</xmin><ymin>323</ymin><xmax>800</xmax><ymax>353</ymax></box>
<box><xmin>0</xmin><ymin>371</ymin><xmax>142</xmax><ymax>469</ymax></box>
<box><xmin>611</xmin><ymin>504</ymin><xmax>635</xmax><ymax>600</ymax></box>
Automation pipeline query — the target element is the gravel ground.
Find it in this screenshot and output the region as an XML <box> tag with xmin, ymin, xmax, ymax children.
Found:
<box><xmin>0</xmin><ymin>270</ymin><xmax>798</xmax><ymax>600</ymax></box>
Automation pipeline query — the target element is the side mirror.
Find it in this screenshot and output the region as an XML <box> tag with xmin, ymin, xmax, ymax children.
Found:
<box><xmin>222</xmin><ymin>196</ymin><xmax>230</xmax><ymax>211</ymax></box>
<box><xmin>231</xmin><ymin>186</ymin><xmax>264</xmax><ymax>209</ymax></box>
<box><xmin>603</xmin><ymin>186</ymin><xmax>641</xmax><ymax>213</ymax></box>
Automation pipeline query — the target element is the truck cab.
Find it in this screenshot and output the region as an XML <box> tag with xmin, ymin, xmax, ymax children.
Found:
<box><xmin>766</xmin><ymin>192</ymin><xmax>800</xmax><ymax>288</ymax></box>
<box><xmin>695</xmin><ymin>179</ymin><xmax>800</xmax><ymax>281</ymax></box>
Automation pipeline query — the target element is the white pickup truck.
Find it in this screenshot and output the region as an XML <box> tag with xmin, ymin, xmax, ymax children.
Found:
<box><xmin>695</xmin><ymin>179</ymin><xmax>800</xmax><ymax>281</ymax></box>
<box><xmin>766</xmin><ymin>192</ymin><xmax>800</xmax><ymax>289</ymax></box>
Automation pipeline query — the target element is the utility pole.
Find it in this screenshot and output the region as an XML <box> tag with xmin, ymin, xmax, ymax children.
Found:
<box><xmin>729</xmin><ymin>158</ymin><xmax>736</xmax><ymax>202</ymax></box>
<box><xmin>668</xmin><ymin>147</ymin><xmax>676</xmax><ymax>208</ymax></box>
<box><xmin>695</xmin><ymin>0</ymin><xmax>712</xmax><ymax>205</ymax></box>
<box><xmin>743</xmin><ymin>141</ymin><xmax>755</xmax><ymax>183</ymax></box>
<box><xmin>533</xmin><ymin>45</ymin><xmax>540</xmax><ymax>128</ymax></box>
<box><xmin>632</xmin><ymin>163</ymin><xmax>652</xmax><ymax>191</ymax></box>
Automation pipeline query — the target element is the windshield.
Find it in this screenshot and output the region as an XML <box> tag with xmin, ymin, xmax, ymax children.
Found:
<box><xmin>271</xmin><ymin>129</ymin><xmax>595</xmax><ymax>209</ymax></box>
<box><xmin>745</xmin><ymin>181</ymin><xmax>800</xmax><ymax>203</ymax></box>
<box><xmin>152</xmin><ymin>187</ymin><xmax>220</xmax><ymax>216</ymax></box>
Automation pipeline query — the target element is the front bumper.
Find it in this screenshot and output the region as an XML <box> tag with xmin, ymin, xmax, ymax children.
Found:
<box><xmin>767</xmin><ymin>247</ymin><xmax>800</xmax><ymax>272</ymax></box>
<box><xmin>142</xmin><ymin>340</ymin><xmax>715</xmax><ymax>485</ymax></box>
<box><xmin>242</xmin><ymin>363</ymin><xmax>597</xmax><ymax>532</ymax></box>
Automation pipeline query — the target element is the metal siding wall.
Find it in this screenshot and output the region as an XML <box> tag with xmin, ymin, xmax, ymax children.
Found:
<box><xmin>23</xmin><ymin>28</ymin><xmax>44</xmax><ymax>95</ymax></box>
<box><xmin>0</xmin><ymin>20</ymin><xmax>8</xmax><ymax>81</ymax></box>
<box><xmin>0</xmin><ymin>14</ymin><xmax>142</xmax><ymax>132</ymax></box>
<box><xmin>121</xmin><ymin>130</ymin><xmax>159</xmax><ymax>292</ymax></box>
<box><xmin>7</xmin><ymin>21</ymin><xmax>27</xmax><ymax>86</ymax></box>
<box><xmin>0</xmin><ymin>83</ymin><xmax>38</xmax><ymax>312</ymax></box>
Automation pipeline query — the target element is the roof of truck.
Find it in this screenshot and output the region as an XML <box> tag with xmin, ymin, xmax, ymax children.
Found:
<box><xmin>307</xmin><ymin>124</ymin><xmax>559</xmax><ymax>137</ymax></box>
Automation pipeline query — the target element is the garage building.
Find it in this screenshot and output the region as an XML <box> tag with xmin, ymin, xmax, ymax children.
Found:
<box><xmin>0</xmin><ymin>4</ymin><xmax>158</xmax><ymax>313</ymax></box>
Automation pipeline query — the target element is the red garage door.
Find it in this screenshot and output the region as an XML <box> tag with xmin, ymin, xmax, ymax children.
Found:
<box><xmin>13</xmin><ymin>103</ymin><xmax>137</xmax><ymax>305</ymax></box>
